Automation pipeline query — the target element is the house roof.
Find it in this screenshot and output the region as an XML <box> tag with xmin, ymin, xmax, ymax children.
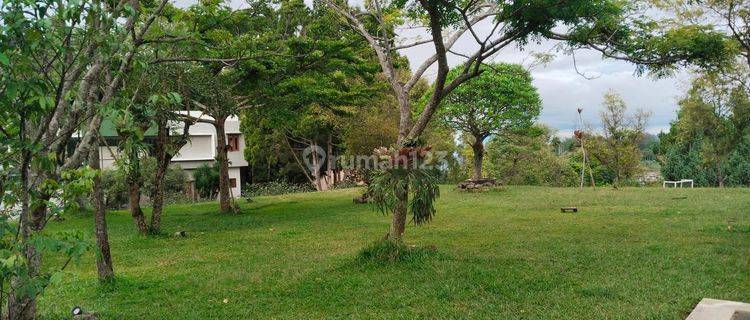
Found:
<box><xmin>99</xmin><ymin>119</ymin><xmax>160</xmax><ymax>138</ymax></box>
<box><xmin>99</xmin><ymin>112</ymin><xmax>242</xmax><ymax>137</ymax></box>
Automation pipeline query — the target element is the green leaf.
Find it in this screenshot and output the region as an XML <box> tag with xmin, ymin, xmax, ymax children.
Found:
<box><xmin>0</xmin><ymin>52</ymin><xmax>8</xmax><ymax>66</ymax></box>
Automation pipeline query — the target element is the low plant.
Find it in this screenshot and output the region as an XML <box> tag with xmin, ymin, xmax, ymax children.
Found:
<box><xmin>193</xmin><ymin>163</ymin><xmax>220</xmax><ymax>200</ymax></box>
<box><xmin>242</xmin><ymin>181</ymin><xmax>314</xmax><ymax>197</ymax></box>
<box><xmin>356</xmin><ymin>240</ymin><xmax>436</xmax><ymax>265</ymax></box>
<box><xmin>100</xmin><ymin>158</ymin><xmax>189</xmax><ymax>208</ymax></box>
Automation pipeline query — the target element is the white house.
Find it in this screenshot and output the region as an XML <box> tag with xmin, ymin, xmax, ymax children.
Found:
<box><xmin>98</xmin><ymin>111</ymin><xmax>248</xmax><ymax>198</ymax></box>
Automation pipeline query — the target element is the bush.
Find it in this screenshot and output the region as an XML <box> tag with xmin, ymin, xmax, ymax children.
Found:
<box><xmin>242</xmin><ymin>180</ymin><xmax>313</xmax><ymax>197</ymax></box>
<box><xmin>193</xmin><ymin>163</ymin><xmax>220</xmax><ymax>199</ymax></box>
<box><xmin>100</xmin><ymin>168</ymin><xmax>128</xmax><ymax>209</ymax></box>
<box><xmin>332</xmin><ymin>181</ymin><xmax>358</xmax><ymax>190</ymax></box>
<box><xmin>100</xmin><ymin>158</ymin><xmax>189</xmax><ymax>209</ymax></box>
<box><xmin>484</xmin><ymin>130</ymin><xmax>578</xmax><ymax>187</ymax></box>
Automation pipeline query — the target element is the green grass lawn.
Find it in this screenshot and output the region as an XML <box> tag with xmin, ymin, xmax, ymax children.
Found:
<box><xmin>39</xmin><ymin>186</ymin><xmax>750</xmax><ymax>319</ymax></box>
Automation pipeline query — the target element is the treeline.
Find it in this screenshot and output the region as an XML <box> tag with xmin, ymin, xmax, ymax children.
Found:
<box><xmin>655</xmin><ymin>65</ymin><xmax>750</xmax><ymax>187</ymax></box>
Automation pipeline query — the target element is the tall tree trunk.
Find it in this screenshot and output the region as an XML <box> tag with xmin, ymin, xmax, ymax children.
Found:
<box><xmin>151</xmin><ymin>123</ymin><xmax>169</xmax><ymax>233</ymax></box>
<box><xmin>215</xmin><ymin>117</ymin><xmax>231</xmax><ymax>212</ymax></box>
<box><xmin>388</xmin><ymin>183</ymin><xmax>409</xmax><ymax>242</ymax></box>
<box><xmin>129</xmin><ymin>180</ymin><xmax>149</xmax><ymax>234</ymax></box>
<box><xmin>311</xmin><ymin>142</ymin><xmax>324</xmax><ymax>191</ymax></box>
<box><xmin>326</xmin><ymin>134</ymin><xmax>334</xmax><ymax>190</ymax></box>
<box><xmin>471</xmin><ymin>139</ymin><xmax>484</xmax><ymax>180</ymax></box>
<box><xmin>8</xmin><ymin>151</ymin><xmax>37</xmax><ymax>320</ymax></box>
<box><xmin>388</xmin><ymin>122</ymin><xmax>411</xmax><ymax>243</ymax></box>
<box><xmin>89</xmin><ymin>141</ymin><xmax>115</xmax><ymax>282</ymax></box>
<box><xmin>127</xmin><ymin>152</ymin><xmax>148</xmax><ymax>234</ymax></box>
<box><xmin>717</xmin><ymin>161</ymin><xmax>725</xmax><ymax>188</ymax></box>
<box><xmin>151</xmin><ymin>160</ymin><xmax>166</xmax><ymax>232</ymax></box>
<box><xmin>152</xmin><ymin>117</ymin><xmax>191</xmax><ymax>229</ymax></box>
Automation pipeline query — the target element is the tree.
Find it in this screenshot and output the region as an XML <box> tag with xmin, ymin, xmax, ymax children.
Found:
<box><xmin>111</xmin><ymin>104</ymin><xmax>154</xmax><ymax>234</ymax></box>
<box><xmin>161</xmin><ymin>0</ymin><xmax>377</xmax><ymax>201</ymax></box>
<box><xmin>109</xmin><ymin>84</ymin><xmax>188</xmax><ymax>234</ymax></box>
<box><xmin>325</xmin><ymin>0</ymin><xmax>708</xmax><ymax>242</ymax></box>
<box><xmin>88</xmin><ymin>135</ymin><xmax>115</xmax><ymax>282</ymax></box>
<box><xmin>672</xmin><ymin>67</ymin><xmax>750</xmax><ymax>186</ymax></box>
<box><xmin>660</xmin><ymin>136</ymin><xmax>710</xmax><ymax>185</ymax></box>
<box><xmin>650</xmin><ymin>0</ymin><xmax>750</xmax><ymax>70</ymax></box>
<box><xmin>437</xmin><ymin>63</ymin><xmax>541</xmax><ymax>181</ymax></box>
<box><xmin>590</xmin><ymin>91</ymin><xmax>651</xmax><ymax>188</ymax></box>
<box><xmin>185</xmin><ymin>70</ymin><xmax>245</xmax><ymax>213</ymax></box>
<box><xmin>241</xmin><ymin>0</ymin><xmax>383</xmax><ymax>191</ymax></box>
<box><xmin>149</xmin><ymin>0</ymin><xmax>275</xmax><ymax>212</ymax></box>
<box><xmin>147</xmin><ymin>80</ymin><xmax>193</xmax><ymax>233</ymax></box>
<box><xmin>485</xmin><ymin>125</ymin><xmax>578</xmax><ymax>186</ymax></box>
<box><xmin>0</xmin><ymin>0</ymin><xmax>170</xmax><ymax>315</ymax></box>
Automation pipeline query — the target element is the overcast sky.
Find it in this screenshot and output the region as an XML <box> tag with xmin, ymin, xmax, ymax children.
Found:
<box><xmin>393</xmin><ymin>19</ymin><xmax>692</xmax><ymax>138</ymax></box>
<box><xmin>179</xmin><ymin>0</ymin><xmax>692</xmax><ymax>138</ymax></box>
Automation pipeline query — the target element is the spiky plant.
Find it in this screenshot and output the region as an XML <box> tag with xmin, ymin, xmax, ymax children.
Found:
<box><xmin>368</xmin><ymin>149</ymin><xmax>440</xmax><ymax>226</ymax></box>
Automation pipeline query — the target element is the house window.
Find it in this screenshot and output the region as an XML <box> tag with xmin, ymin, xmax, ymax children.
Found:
<box><xmin>230</xmin><ymin>178</ymin><xmax>237</xmax><ymax>188</ymax></box>
<box><xmin>227</xmin><ymin>134</ymin><xmax>240</xmax><ymax>151</ymax></box>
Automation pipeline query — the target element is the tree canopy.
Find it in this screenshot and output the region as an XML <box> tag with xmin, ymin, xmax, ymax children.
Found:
<box><xmin>437</xmin><ymin>63</ymin><xmax>541</xmax><ymax>180</ymax></box>
<box><xmin>439</xmin><ymin>63</ymin><xmax>541</xmax><ymax>141</ymax></box>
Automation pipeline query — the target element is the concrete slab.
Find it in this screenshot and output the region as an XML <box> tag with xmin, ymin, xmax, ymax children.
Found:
<box><xmin>687</xmin><ymin>298</ymin><xmax>750</xmax><ymax>320</ymax></box>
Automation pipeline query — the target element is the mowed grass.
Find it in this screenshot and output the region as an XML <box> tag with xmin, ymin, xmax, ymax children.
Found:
<box><xmin>38</xmin><ymin>186</ymin><xmax>750</xmax><ymax>319</ymax></box>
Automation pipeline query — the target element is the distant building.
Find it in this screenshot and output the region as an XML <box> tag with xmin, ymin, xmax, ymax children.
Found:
<box><xmin>98</xmin><ymin>111</ymin><xmax>248</xmax><ymax>198</ymax></box>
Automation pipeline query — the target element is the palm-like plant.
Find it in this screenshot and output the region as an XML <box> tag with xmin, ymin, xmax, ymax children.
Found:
<box><xmin>368</xmin><ymin>146</ymin><xmax>440</xmax><ymax>235</ymax></box>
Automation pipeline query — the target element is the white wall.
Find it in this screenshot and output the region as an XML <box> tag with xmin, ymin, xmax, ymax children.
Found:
<box><xmin>98</xmin><ymin>111</ymin><xmax>249</xmax><ymax>197</ymax></box>
<box><xmin>98</xmin><ymin>146</ymin><xmax>118</xmax><ymax>169</ymax></box>
<box><xmin>170</xmin><ymin>113</ymin><xmax>248</xmax><ymax>168</ymax></box>
<box><xmin>174</xmin><ymin>135</ymin><xmax>214</xmax><ymax>161</ymax></box>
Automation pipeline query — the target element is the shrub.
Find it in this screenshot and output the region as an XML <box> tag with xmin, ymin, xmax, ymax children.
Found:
<box><xmin>100</xmin><ymin>158</ymin><xmax>189</xmax><ymax>209</ymax></box>
<box><xmin>193</xmin><ymin>163</ymin><xmax>220</xmax><ymax>199</ymax></box>
<box><xmin>100</xmin><ymin>168</ymin><xmax>129</xmax><ymax>209</ymax></box>
<box><xmin>484</xmin><ymin>131</ymin><xmax>578</xmax><ymax>187</ymax></box>
<box><xmin>242</xmin><ymin>180</ymin><xmax>313</xmax><ymax>197</ymax></box>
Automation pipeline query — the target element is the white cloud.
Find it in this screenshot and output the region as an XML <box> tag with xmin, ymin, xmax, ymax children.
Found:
<box><xmin>395</xmin><ymin>22</ymin><xmax>692</xmax><ymax>138</ymax></box>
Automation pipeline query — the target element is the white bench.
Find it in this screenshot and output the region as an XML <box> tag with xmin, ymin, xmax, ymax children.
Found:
<box><xmin>663</xmin><ymin>179</ymin><xmax>694</xmax><ymax>188</ymax></box>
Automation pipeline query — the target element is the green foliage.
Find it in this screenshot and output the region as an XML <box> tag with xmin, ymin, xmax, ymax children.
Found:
<box><xmin>0</xmin><ymin>224</ymin><xmax>91</xmax><ymax>308</ymax></box>
<box><xmin>644</xmin><ymin>0</ymin><xmax>747</xmax><ymax>74</ymax></box>
<box><xmin>659</xmin><ymin>66</ymin><xmax>750</xmax><ymax>186</ymax></box>
<box><xmin>485</xmin><ymin>126</ymin><xmax>578</xmax><ymax>186</ymax></box>
<box><xmin>369</xmin><ymin>167</ymin><xmax>440</xmax><ymax>225</ymax></box>
<box><xmin>193</xmin><ymin>163</ymin><xmax>220</xmax><ymax>199</ymax></box>
<box><xmin>437</xmin><ymin>63</ymin><xmax>541</xmax><ymax>139</ymax></box>
<box><xmin>568</xmin><ymin>146</ymin><xmax>615</xmax><ymax>185</ymax></box>
<box><xmin>588</xmin><ymin>91</ymin><xmax>650</xmax><ymax>187</ymax></box>
<box><xmin>559</xmin><ymin>0</ymin><xmax>732</xmax><ymax>75</ymax></box>
<box><xmin>100</xmin><ymin>168</ymin><xmax>129</xmax><ymax>209</ymax></box>
<box><xmin>235</xmin><ymin>0</ymin><xmax>385</xmax><ymax>185</ymax></box>
<box><xmin>101</xmin><ymin>159</ymin><xmax>188</xmax><ymax>209</ymax></box>
<box><xmin>432</xmin><ymin>63</ymin><xmax>541</xmax><ymax>180</ymax></box>
<box><xmin>421</xmin><ymin>124</ymin><xmax>465</xmax><ymax>184</ymax></box>
<box><xmin>242</xmin><ymin>181</ymin><xmax>314</xmax><ymax>198</ymax></box>
<box><xmin>661</xmin><ymin>133</ymin><xmax>750</xmax><ymax>187</ymax></box>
